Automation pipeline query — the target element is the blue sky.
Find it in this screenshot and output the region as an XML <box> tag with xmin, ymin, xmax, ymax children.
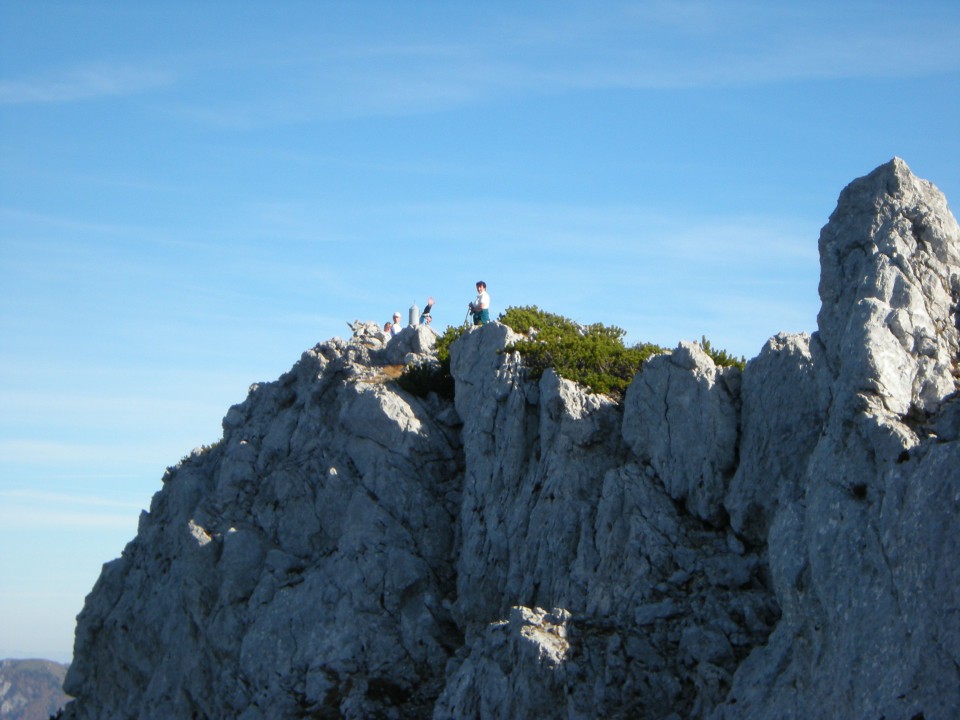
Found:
<box><xmin>1</xmin><ymin>1</ymin><xmax>958</xmax><ymax>663</ymax></box>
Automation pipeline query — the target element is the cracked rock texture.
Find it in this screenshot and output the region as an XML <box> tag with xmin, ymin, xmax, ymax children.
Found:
<box><xmin>63</xmin><ymin>159</ymin><xmax>959</xmax><ymax>719</ymax></box>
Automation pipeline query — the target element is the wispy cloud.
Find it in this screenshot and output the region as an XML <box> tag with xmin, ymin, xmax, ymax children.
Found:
<box><xmin>348</xmin><ymin>197</ymin><xmax>817</xmax><ymax>263</ymax></box>
<box><xmin>65</xmin><ymin>2</ymin><xmax>947</xmax><ymax>129</ymax></box>
<box><xmin>0</xmin><ymin>64</ymin><xmax>171</xmax><ymax>105</ymax></box>
<box><xmin>3</xmin><ymin>5</ymin><xmax>956</xmax><ymax>121</ymax></box>
<box><xmin>0</xmin><ymin>506</ymin><xmax>138</xmax><ymax>530</ymax></box>
<box><xmin>0</xmin><ymin>439</ymin><xmax>142</xmax><ymax>466</ymax></box>
<box><xmin>0</xmin><ymin>205</ymin><xmax>158</xmax><ymax>238</ymax></box>
<box><xmin>503</xmin><ymin>3</ymin><xmax>960</xmax><ymax>91</ymax></box>
<box><xmin>0</xmin><ymin>488</ymin><xmax>143</xmax><ymax>512</ymax></box>
<box><xmin>0</xmin><ymin>488</ymin><xmax>143</xmax><ymax>529</ymax></box>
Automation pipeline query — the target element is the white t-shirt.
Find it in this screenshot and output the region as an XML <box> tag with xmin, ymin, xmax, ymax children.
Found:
<box><xmin>391</xmin><ymin>321</ymin><xmax>402</xmax><ymax>336</ymax></box>
<box><xmin>475</xmin><ymin>290</ymin><xmax>490</xmax><ymax>309</ymax></box>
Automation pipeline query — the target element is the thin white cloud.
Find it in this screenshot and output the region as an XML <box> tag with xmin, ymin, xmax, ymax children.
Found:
<box><xmin>0</xmin><ymin>439</ymin><xmax>139</xmax><ymax>466</ymax></box>
<box><xmin>0</xmin><ymin>431</ymin><xmax>217</xmax><ymax>475</ymax></box>
<box><xmin>0</xmin><ymin>488</ymin><xmax>144</xmax><ymax>530</ymax></box>
<box><xmin>0</xmin><ymin>488</ymin><xmax>143</xmax><ymax>512</ymax></box>
<box><xmin>88</xmin><ymin>3</ymin><xmax>957</xmax><ymax>127</ymax></box>
<box><xmin>346</xmin><ymin>198</ymin><xmax>817</xmax><ymax>265</ymax></box>
<box><xmin>0</xmin><ymin>64</ymin><xmax>171</xmax><ymax>105</ymax></box>
<box><xmin>0</xmin><ymin>205</ymin><xmax>160</xmax><ymax>239</ymax></box>
<box><xmin>3</xmin><ymin>5</ymin><xmax>956</xmax><ymax>121</ymax></box>
<box><xmin>315</xmin><ymin>3</ymin><xmax>960</xmax><ymax>113</ymax></box>
<box><xmin>508</xmin><ymin>5</ymin><xmax>960</xmax><ymax>91</ymax></box>
<box><xmin>642</xmin><ymin>217</ymin><xmax>820</xmax><ymax>266</ymax></box>
<box><xmin>0</xmin><ymin>505</ymin><xmax>138</xmax><ymax>530</ymax></box>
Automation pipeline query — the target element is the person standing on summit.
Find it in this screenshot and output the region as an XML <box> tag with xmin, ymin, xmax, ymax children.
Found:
<box><xmin>469</xmin><ymin>281</ymin><xmax>490</xmax><ymax>325</ymax></box>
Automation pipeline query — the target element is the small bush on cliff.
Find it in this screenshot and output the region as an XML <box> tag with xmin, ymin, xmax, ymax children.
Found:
<box><xmin>498</xmin><ymin>305</ymin><xmax>664</xmax><ymax>399</ymax></box>
<box><xmin>698</xmin><ymin>335</ymin><xmax>746</xmax><ymax>370</ymax></box>
<box><xmin>397</xmin><ymin>324</ymin><xmax>466</xmax><ymax>399</ymax></box>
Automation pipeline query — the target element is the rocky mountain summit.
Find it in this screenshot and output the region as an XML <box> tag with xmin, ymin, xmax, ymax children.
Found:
<box><xmin>62</xmin><ymin>159</ymin><xmax>959</xmax><ymax>719</ymax></box>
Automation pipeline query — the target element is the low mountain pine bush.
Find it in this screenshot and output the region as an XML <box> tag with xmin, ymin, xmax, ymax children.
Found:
<box><xmin>498</xmin><ymin>305</ymin><xmax>664</xmax><ymax>400</ymax></box>
<box><xmin>397</xmin><ymin>310</ymin><xmax>744</xmax><ymax>402</ymax></box>
<box><xmin>697</xmin><ymin>335</ymin><xmax>746</xmax><ymax>370</ymax></box>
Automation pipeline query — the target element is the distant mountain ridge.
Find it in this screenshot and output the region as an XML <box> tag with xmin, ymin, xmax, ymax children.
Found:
<box><xmin>62</xmin><ymin>159</ymin><xmax>960</xmax><ymax>719</ymax></box>
<box><xmin>0</xmin><ymin>659</ymin><xmax>70</xmax><ymax>720</ymax></box>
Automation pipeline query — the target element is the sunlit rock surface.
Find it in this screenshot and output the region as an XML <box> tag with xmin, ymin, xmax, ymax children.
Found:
<box><xmin>64</xmin><ymin>159</ymin><xmax>959</xmax><ymax>719</ymax></box>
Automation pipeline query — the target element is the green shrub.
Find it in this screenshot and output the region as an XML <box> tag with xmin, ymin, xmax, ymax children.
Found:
<box><xmin>434</xmin><ymin>323</ymin><xmax>467</xmax><ymax>364</ymax></box>
<box><xmin>698</xmin><ymin>335</ymin><xmax>746</xmax><ymax>370</ymax></box>
<box><xmin>396</xmin><ymin>324</ymin><xmax>466</xmax><ymax>400</ymax></box>
<box><xmin>395</xmin><ymin>311</ymin><xmax>743</xmax><ymax>402</ymax></box>
<box><xmin>498</xmin><ymin>305</ymin><xmax>664</xmax><ymax>399</ymax></box>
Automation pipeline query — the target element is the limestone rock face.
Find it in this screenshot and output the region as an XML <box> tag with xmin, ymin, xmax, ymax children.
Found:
<box><xmin>65</xmin><ymin>339</ymin><xmax>463</xmax><ymax>720</ymax></box>
<box><xmin>716</xmin><ymin>158</ymin><xmax>960</xmax><ymax>720</ymax></box>
<box><xmin>723</xmin><ymin>332</ymin><xmax>827</xmax><ymax>544</ymax></box>
<box><xmin>818</xmin><ymin>157</ymin><xmax>960</xmax><ymax>416</ymax></box>
<box><xmin>63</xmin><ymin>159</ymin><xmax>959</xmax><ymax>720</ymax></box>
<box><xmin>442</xmin><ymin>327</ymin><xmax>774</xmax><ymax>719</ymax></box>
<box><xmin>622</xmin><ymin>340</ymin><xmax>741</xmax><ymax>525</ymax></box>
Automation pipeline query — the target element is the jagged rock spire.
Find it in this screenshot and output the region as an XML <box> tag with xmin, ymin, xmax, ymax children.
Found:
<box><xmin>817</xmin><ymin>157</ymin><xmax>960</xmax><ymax>415</ymax></box>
